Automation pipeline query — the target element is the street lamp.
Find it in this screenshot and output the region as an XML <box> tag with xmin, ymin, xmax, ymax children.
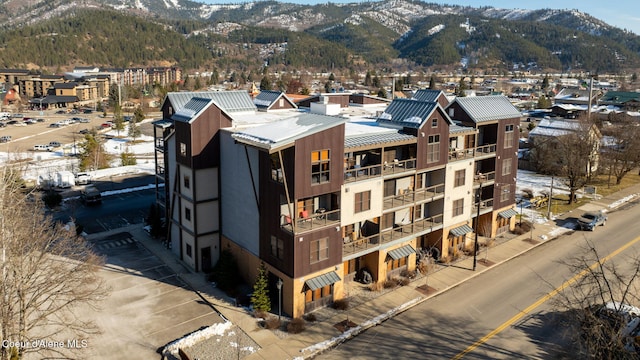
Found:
<box><xmin>473</xmin><ymin>173</ymin><xmax>486</xmax><ymax>271</ymax></box>
<box><xmin>276</xmin><ymin>278</ymin><xmax>283</xmax><ymax>321</ymax></box>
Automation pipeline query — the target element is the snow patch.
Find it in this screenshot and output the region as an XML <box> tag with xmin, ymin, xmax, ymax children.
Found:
<box><xmin>163</xmin><ymin>322</ymin><xmax>233</xmax><ymax>357</ymax></box>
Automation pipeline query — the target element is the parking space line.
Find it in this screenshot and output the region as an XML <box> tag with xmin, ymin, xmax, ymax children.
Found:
<box><xmin>144</xmin><ymin>312</ymin><xmax>221</xmax><ymax>337</ymax></box>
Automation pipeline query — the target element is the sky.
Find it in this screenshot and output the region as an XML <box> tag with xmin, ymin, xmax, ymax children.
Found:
<box><xmin>199</xmin><ymin>0</ymin><xmax>640</xmax><ymax>35</ymax></box>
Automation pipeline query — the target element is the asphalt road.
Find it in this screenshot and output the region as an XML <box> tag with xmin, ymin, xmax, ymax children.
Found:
<box><xmin>318</xmin><ymin>201</ymin><xmax>640</xmax><ymax>359</ymax></box>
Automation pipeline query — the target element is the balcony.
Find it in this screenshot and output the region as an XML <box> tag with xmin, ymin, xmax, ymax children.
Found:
<box><xmin>382</xmin><ymin>158</ymin><xmax>416</xmax><ymax>175</ymax></box>
<box><xmin>472</xmin><ymin>199</ymin><xmax>494</xmax><ymax>215</ymax></box>
<box><xmin>155</xmin><ymin>138</ymin><xmax>165</xmax><ymax>151</ymax></box>
<box><xmin>283</xmin><ymin>208</ymin><xmax>341</xmax><ymax>233</ymax></box>
<box><xmin>475</xmin><ymin>143</ymin><xmax>497</xmax><ymax>158</ymax></box>
<box><xmin>342</xmin><ymin>214</ymin><xmax>444</xmax><ymax>257</ymax></box>
<box><xmin>448</xmin><ymin>148</ymin><xmax>474</xmax><ymax>161</ymax></box>
<box><xmin>155</xmin><ymin>164</ymin><xmax>165</xmax><ymax>176</ymax></box>
<box><xmin>473</xmin><ymin>171</ymin><xmax>495</xmax><ymax>186</ymax></box>
<box><xmin>344</xmin><ymin>164</ymin><xmax>382</xmax><ymax>183</ymax></box>
<box><xmin>383</xmin><ymin>183</ymin><xmax>445</xmax><ymax>210</ymax></box>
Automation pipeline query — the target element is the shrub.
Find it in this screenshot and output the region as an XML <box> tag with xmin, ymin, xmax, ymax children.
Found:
<box><xmin>399</xmin><ymin>277</ymin><xmax>410</xmax><ymax>286</ymax></box>
<box><xmin>368</xmin><ymin>281</ymin><xmax>383</xmax><ymax>292</ymax></box>
<box><xmin>332</xmin><ymin>298</ymin><xmax>349</xmax><ymax>310</ymax></box>
<box><xmin>253</xmin><ymin>309</ymin><xmax>267</xmax><ymax>319</ymax></box>
<box><xmin>303</xmin><ymin>313</ymin><xmax>317</xmax><ymax>322</ymax></box>
<box><xmin>264</xmin><ymin>316</ymin><xmax>281</xmax><ymax>330</ymax></box>
<box><xmin>207</xmin><ymin>249</ymin><xmax>240</xmax><ymax>293</ymax></box>
<box><xmin>400</xmin><ymin>269</ymin><xmax>416</xmax><ymax>279</ymax></box>
<box><xmin>287</xmin><ymin>318</ymin><xmax>306</xmax><ymax>334</ymax></box>
<box><xmin>251</xmin><ymin>263</ymin><xmax>271</xmax><ymax>313</ymax></box>
<box><xmin>42</xmin><ymin>190</ymin><xmax>62</xmax><ymax>208</ymax></box>
<box><xmin>383</xmin><ymin>278</ymin><xmax>399</xmax><ymax>289</ymax></box>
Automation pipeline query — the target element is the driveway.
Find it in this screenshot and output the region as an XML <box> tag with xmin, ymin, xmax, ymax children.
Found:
<box><xmin>80</xmin><ymin>231</ymin><xmax>224</xmax><ymax>359</ymax></box>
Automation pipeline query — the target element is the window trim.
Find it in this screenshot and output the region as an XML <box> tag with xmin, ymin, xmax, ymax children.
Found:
<box><xmin>454</xmin><ymin>169</ymin><xmax>465</xmax><ymax>187</ymax></box>
<box><xmin>310</xmin><ymin>237</ymin><xmax>329</xmax><ymax>264</ymax></box>
<box><xmin>185</xmin><ymin>207</ymin><xmax>191</xmax><ymax>221</ymax></box>
<box><xmin>453</xmin><ymin>198</ymin><xmax>464</xmax><ymax>217</ymax></box>
<box><xmin>427</xmin><ymin>134</ymin><xmax>440</xmax><ymax>163</ymax></box>
<box><xmin>354</xmin><ymin>190</ymin><xmax>371</xmax><ymax>213</ymax></box>
<box><xmin>311</xmin><ymin>149</ymin><xmax>331</xmax><ymax>185</ymax></box>
<box><xmin>184</xmin><ymin>175</ymin><xmax>190</xmax><ymax>189</ymax></box>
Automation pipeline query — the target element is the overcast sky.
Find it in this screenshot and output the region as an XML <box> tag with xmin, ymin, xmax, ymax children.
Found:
<box><xmin>200</xmin><ymin>0</ymin><xmax>640</xmax><ymax>35</ymax></box>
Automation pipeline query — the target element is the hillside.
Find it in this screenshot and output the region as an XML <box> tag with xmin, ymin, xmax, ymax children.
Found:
<box><xmin>0</xmin><ymin>0</ymin><xmax>638</xmax><ymax>73</ymax></box>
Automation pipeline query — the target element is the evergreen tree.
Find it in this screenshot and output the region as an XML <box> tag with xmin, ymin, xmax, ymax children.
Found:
<box><xmin>210</xmin><ymin>68</ymin><xmax>219</xmax><ymax>85</ymax></box>
<box><xmin>324</xmin><ymin>81</ymin><xmax>332</xmax><ymax>93</ymax></box>
<box><xmin>133</xmin><ymin>106</ymin><xmax>145</xmax><ymax>123</ymax></box>
<box><xmin>260</xmin><ymin>76</ymin><xmax>272</xmax><ymax>91</ymax></box>
<box><xmin>128</xmin><ymin>121</ymin><xmax>141</xmax><ymax>141</ymax></box>
<box><xmin>113</xmin><ymin>113</ymin><xmax>124</xmax><ymax>136</ymax></box>
<box><xmin>194</xmin><ymin>76</ymin><xmax>202</xmax><ymax>90</ymax></box>
<box><xmin>542</xmin><ymin>75</ymin><xmax>550</xmax><ymax>91</ymax></box>
<box><xmin>429</xmin><ymin>75</ymin><xmax>436</xmax><ymax>89</ymax></box>
<box><xmin>457</xmin><ymin>77</ymin><xmax>467</xmax><ymax>97</ymax></box>
<box><xmin>251</xmin><ymin>263</ymin><xmax>271</xmax><ymax>313</ymax></box>
<box><xmin>537</xmin><ymin>95</ymin><xmax>552</xmax><ymax>109</ymax></box>
<box><xmin>364</xmin><ymin>71</ymin><xmax>372</xmax><ymax>86</ymax></box>
<box><xmin>120</xmin><ymin>151</ymin><xmax>136</xmax><ymax>166</ymax></box>
<box><xmin>378</xmin><ymin>87</ymin><xmax>387</xmax><ymax>98</ymax></box>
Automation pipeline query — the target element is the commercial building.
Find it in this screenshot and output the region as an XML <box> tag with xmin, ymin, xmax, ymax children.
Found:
<box><xmin>154</xmin><ymin>90</ymin><xmax>519</xmax><ymax>318</ymax></box>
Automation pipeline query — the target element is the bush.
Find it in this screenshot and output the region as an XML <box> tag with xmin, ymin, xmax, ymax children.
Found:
<box><xmin>400</xmin><ymin>269</ymin><xmax>416</xmax><ymax>279</ymax></box>
<box><xmin>207</xmin><ymin>249</ymin><xmax>240</xmax><ymax>293</ymax></box>
<box><xmin>384</xmin><ymin>278</ymin><xmax>399</xmax><ymax>289</ymax></box>
<box><xmin>303</xmin><ymin>313</ymin><xmax>317</xmax><ymax>322</ymax></box>
<box><xmin>253</xmin><ymin>309</ymin><xmax>267</xmax><ymax>319</ymax></box>
<box><xmin>399</xmin><ymin>277</ymin><xmax>410</xmax><ymax>286</ymax></box>
<box><xmin>264</xmin><ymin>316</ymin><xmax>281</xmax><ymax>330</ymax></box>
<box><xmin>287</xmin><ymin>318</ymin><xmax>306</xmax><ymax>334</ymax></box>
<box><xmin>332</xmin><ymin>298</ymin><xmax>349</xmax><ymax>310</ymax></box>
<box><xmin>42</xmin><ymin>190</ymin><xmax>62</xmax><ymax>208</ymax></box>
<box><xmin>368</xmin><ymin>281</ymin><xmax>383</xmax><ymax>292</ymax></box>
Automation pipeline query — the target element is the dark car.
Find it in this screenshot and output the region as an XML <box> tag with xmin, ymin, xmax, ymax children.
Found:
<box><xmin>577</xmin><ymin>211</ymin><xmax>608</xmax><ymax>231</ymax></box>
<box><xmin>80</xmin><ymin>185</ymin><xmax>102</xmax><ymax>205</ymax></box>
<box><xmin>6</xmin><ymin>120</ymin><xmax>18</xmax><ymax>125</ymax></box>
<box><xmin>55</xmin><ymin>110</ymin><xmax>66</xmax><ymax>114</ymax></box>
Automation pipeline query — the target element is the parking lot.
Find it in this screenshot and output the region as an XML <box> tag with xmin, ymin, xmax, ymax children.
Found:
<box><xmin>80</xmin><ymin>230</ymin><xmax>225</xmax><ymax>359</ymax></box>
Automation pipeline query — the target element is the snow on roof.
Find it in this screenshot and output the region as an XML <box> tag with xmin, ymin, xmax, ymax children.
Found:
<box><xmin>528</xmin><ymin>118</ymin><xmax>582</xmax><ymax>137</ymax></box>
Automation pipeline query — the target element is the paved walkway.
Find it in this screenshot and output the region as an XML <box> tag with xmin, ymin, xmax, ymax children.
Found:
<box><xmin>107</xmin><ymin>182</ymin><xmax>640</xmax><ymax>360</ymax></box>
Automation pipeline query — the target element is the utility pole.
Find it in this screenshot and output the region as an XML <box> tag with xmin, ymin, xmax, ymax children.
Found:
<box><xmin>547</xmin><ymin>176</ymin><xmax>554</xmax><ymax>219</ymax></box>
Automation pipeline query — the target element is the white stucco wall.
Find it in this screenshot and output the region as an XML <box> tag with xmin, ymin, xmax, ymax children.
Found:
<box><xmin>197</xmin><ymin>200</ymin><xmax>219</xmax><ymax>233</ymax></box>
<box><xmin>341</xmin><ymin>177</ymin><xmax>383</xmax><ymax>226</ymax></box>
<box><xmin>443</xmin><ymin>161</ymin><xmax>474</xmax><ymax>225</ymax></box>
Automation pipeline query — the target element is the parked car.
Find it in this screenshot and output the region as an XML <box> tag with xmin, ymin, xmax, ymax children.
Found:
<box><xmin>78</xmin><ymin>128</ymin><xmax>91</xmax><ymax>134</ymax></box>
<box><xmin>11</xmin><ymin>113</ymin><xmax>24</xmax><ymax>118</ymax></box>
<box><xmin>13</xmin><ymin>121</ymin><xmax>26</xmax><ymax>127</ymax></box>
<box><xmin>48</xmin><ymin>141</ymin><xmax>62</xmax><ymax>148</ymax></box>
<box><xmin>80</xmin><ymin>185</ymin><xmax>101</xmax><ymax>205</ymax></box>
<box><xmin>0</xmin><ymin>135</ymin><xmax>11</xmax><ymax>143</ymax></box>
<box><xmin>36</xmin><ymin>118</ymin><xmax>46</xmax><ymax>122</ymax></box>
<box><xmin>78</xmin><ymin>118</ymin><xmax>90</xmax><ymax>123</ymax></box>
<box><xmin>23</xmin><ymin>118</ymin><xmax>37</xmax><ymax>125</ymax></box>
<box><xmin>6</xmin><ymin>120</ymin><xmax>18</xmax><ymax>125</ymax></box>
<box><xmin>577</xmin><ymin>210</ymin><xmax>608</xmax><ymax>231</ymax></box>
<box><xmin>49</xmin><ymin>122</ymin><xmax>62</xmax><ymax>128</ymax></box>
<box><xmin>76</xmin><ymin>172</ymin><xmax>91</xmax><ymax>185</ymax></box>
<box><xmin>0</xmin><ymin>122</ymin><xmax>6</xmax><ymax>128</ymax></box>
<box><xmin>33</xmin><ymin>144</ymin><xmax>53</xmax><ymax>151</ymax></box>
<box><xmin>55</xmin><ymin>110</ymin><xmax>66</xmax><ymax>114</ymax></box>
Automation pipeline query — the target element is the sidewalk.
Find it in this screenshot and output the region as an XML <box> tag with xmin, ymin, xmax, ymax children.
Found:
<box><xmin>121</xmin><ymin>182</ymin><xmax>640</xmax><ymax>360</ymax></box>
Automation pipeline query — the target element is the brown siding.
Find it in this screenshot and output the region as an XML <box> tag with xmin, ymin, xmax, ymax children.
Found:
<box><xmin>294</xmin><ymin>125</ymin><xmax>345</xmax><ymax>199</ymax></box>
<box><xmin>416</xmin><ymin>108</ymin><xmax>450</xmax><ymax>170</ymax></box>
<box><xmin>436</xmin><ymin>94</ymin><xmax>450</xmax><ymax>108</ymax></box>
<box><xmin>447</xmin><ymin>103</ymin><xmax>474</xmax><ymax>124</ymax></box>
<box><xmin>493</xmin><ymin>117</ymin><xmax>520</xmax><ymax>208</ymax></box>
<box><xmin>293</xmin><ymin>226</ymin><xmax>342</xmax><ymax>278</ymax></box>
<box><xmin>174</xmin><ymin>121</ymin><xmax>192</xmax><ymax>168</ymax></box>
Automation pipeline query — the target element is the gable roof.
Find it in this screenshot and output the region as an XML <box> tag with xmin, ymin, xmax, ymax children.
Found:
<box><xmin>377</xmin><ymin>98</ymin><xmax>452</xmax><ymax>129</ymax></box>
<box><xmin>165</xmin><ymin>90</ymin><xmax>256</xmax><ymax>114</ymax></box>
<box><xmin>171</xmin><ymin>97</ymin><xmax>214</xmax><ymax>123</ymax></box>
<box><xmin>253</xmin><ymin>90</ymin><xmax>296</xmax><ymax>110</ymax></box>
<box><xmin>412</xmin><ymin>89</ymin><xmax>443</xmax><ymax>102</ymax></box>
<box><xmin>231</xmin><ymin>113</ymin><xmax>346</xmax><ymax>153</ymax></box>
<box><xmin>449</xmin><ymin>95</ymin><xmax>521</xmax><ymax>123</ymax></box>
<box><xmin>529</xmin><ymin>118</ymin><xmax>601</xmax><ymax>138</ymax></box>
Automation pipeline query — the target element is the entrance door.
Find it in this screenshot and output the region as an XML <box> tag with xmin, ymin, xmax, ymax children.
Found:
<box><xmin>201</xmin><ymin>246</ymin><xmax>211</xmax><ymax>272</ymax></box>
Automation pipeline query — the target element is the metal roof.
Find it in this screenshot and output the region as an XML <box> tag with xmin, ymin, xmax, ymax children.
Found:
<box><xmin>412</xmin><ymin>89</ymin><xmax>443</xmax><ymax>102</ymax></box>
<box><xmin>171</xmin><ymin>97</ymin><xmax>213</xmax><ymax>123</ymax></box>
<box><xmin>305</xmin><ymin>271</ymin><xmax>341</xmax><ymax>290</ymax></box>
<box><xmin>450</xmin><ymin>224</ymin><xmax>473</xmax><ymax>237</ymax></box>
<box><xmin>165</xmin><ymin>90</ymin><xmax>256</xmax><ymax>113</ymax></box>
<box><xmin>344</xmin><ymin>132</ymin><xmax>416</xmax><ymax>149</ymax></box>
<box><xmin>387</xmin><ymin>245</ymin><xmax>416</xmax><ymax>260</ymax></box>
<box><xmin>498</xmin><ymin>208</ymin><xmax>518</xmax><ymax>219</ymax></box>
<box><xmin>450</xmin><ymin>95</ymin><xmax>521</xmax><ymax>123</ymax></box>
<box><xmin>254</xmin><ymin>90</ymin><xmax>283</xmax><ymax>109</ymax></box>
<box><xmin>599</xmin><ymin>91</ymin><xmax>640</xmax><ymax>104</ymax></box>
<box><xmin>449</xmin><ymin>123</ymin><xmax>477</xmax><ymax>135</ymax></box>
<box><xmin>377</xmin><ymin>99</ymin><xmax>439</xmax><ymax>129</ymax></box>
<box><xmin>232</xmin><ymin>113</ymin><xmax>346</xmax><ymax>153</ymax></box>
<box><xmin>528</xmin><ymin>118</ymin><xmax>580</xmax><ymax>137</ymax></box>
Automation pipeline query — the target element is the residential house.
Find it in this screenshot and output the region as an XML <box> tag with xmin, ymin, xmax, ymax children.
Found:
<box><xmin>154</xmin><ymin>90</ymin><xmax>519</xmax><ymax>318</ymax></box>
<box><xmin>254</xmin><ymin>90</ymin><xmax>297</xmax><ymax>112</ymax></box>
<box><xmin>599</xmin><ymin>91</ymin><xmax>640</xmax><ymax>112</ymax></box>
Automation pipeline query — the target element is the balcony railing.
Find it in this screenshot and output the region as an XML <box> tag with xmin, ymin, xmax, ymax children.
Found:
<box><xmin>156</xmin><ymin>165</ymin><xmax>165</xmax><ymax>176</ymax></box>
<box><xmin>155</xmin><ymin>138</ymin><xmax>164</xmax><ymax>150</ymax></box>
<box><xmin>475</xmin><ymin>144</ymin><xmax>497</xmax><ymax>157</ymax></box>
<box><xmin>448</xmin><ymin>148</ymin><xmax>474</xmax><ymax>161</ymax></box>
<box><xmin>382</xmin><ymin>158</ymin><xmax>417</xmax><ymax>175</ymax></box>
<box><xmin>344</xmin><ymin>164</ymin><xmax>382</xmax><ymax>182</ymax></box>
<box><xmin>473</xmin><ymin>171</ymin><xmax>496</xmax><ymax>185</ymax></box>
<box><xmin>286</xmin><ymin>208</ymin><xmax>341</xmax><ymax>233</ymax></box>
<box><xmin>473</xmin><ymin>199</ymin><xmax>494</xmax><ymax>214</ymax></box>
<box><xmin>342</xmin><ymin>214</ymin><xmax>444</xmax><ymax>257</ymax></box>
<box><xmin>383</xmin><ymin>183</ymin><xmax>445</xmax><ymax>210</ymax></box>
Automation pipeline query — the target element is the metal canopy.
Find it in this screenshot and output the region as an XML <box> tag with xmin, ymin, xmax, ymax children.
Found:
<box><xmin>498</xmin><ymin>208</ymin><xmax>518</xmax><ymax>219</ymax></box>
<box><xmin>450</xmin><ymin>224</ymin><xmax>473</xmax><ymax>237</ymax></box>
<box><xmin>304</xmin><ymin>271</ymin><xmax>341</xmax><ymax>291</ymax></box>
<box><xmin>387</xmin><ymin>245</ymin><xmax>416</xmax><ymax>260</ymax></box>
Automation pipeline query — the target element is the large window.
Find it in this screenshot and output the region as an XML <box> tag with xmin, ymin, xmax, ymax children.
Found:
<box><xmin>504</xmin><ymin>124</ymin><xmax>514</xmax><ymax>148</ymax></box>
<box><xmin>502</xmin><ymin>158</ymin><xmax>512</xmax><ymax>175</ymax></box>
<box><xmin>180</xmin><ymin>142</ymin><xmax>187</xmax><ymax>157</ymax></box>
<box><xmin>270</xmin><ymin>235</ymin><xmax>284</xmax><ymax>260</ymax></box>
<box><xmin>427</xmin><ymin>135</ymin><xmax>440</xmax><ymax>163</ymax></box>
<box><xmin>270</xmin><ymin>153</ymin><xmax>283</xmax><ymax>183</ymax></box>
<box><xmin>454</xmin><ymin>169</ymin><xmax>465</xmax><ymax>187</ymax></box>
<box><xmin>354</xmin><ymin>191</ymin><xmax>371</xmax><ymax>213</ymax></box>
<box><xmin>311</xmin><ymin>150</ymin><xmax>330</xmax><ymax>184</ymax></box>
<box><xmin>310</xmin><ymin>237</ymin><xmax>329</xmax><ymax>263</ymax></box>
<box><xmin>453</xmin><ymin>198</ymin><xmax>464</xmax><ymax>217</ymax></box>
<box><xmin>500</xmin><ymin>184</ymin><xmax>511</xmax><ymax>202</ymax></box>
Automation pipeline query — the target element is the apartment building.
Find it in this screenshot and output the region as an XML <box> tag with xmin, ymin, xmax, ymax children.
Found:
<box><xmin>154</xmin><ymin>90</ymin><xmax>520</xmax><ymax>318</ymax></box>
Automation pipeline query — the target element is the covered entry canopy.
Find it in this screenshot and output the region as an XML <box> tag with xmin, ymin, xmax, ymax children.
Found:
<box><xmin>387</xmin><ymin>245</ymin><xmax>416</xmax><ymax>260</ymax></box>
<box><xmin>498</xmin><ymin>208</ymin><xmax>518</xmax><ymax>219</ymax></box>
<box><xmin>450</xmin><ymin>224</ymin><xmax>473</xmax><ymax>237</ymax></box>
<box><xmin>304</xmin><ymin>271</ymin><xmax>341</xmax><ymax>291</ymax></box>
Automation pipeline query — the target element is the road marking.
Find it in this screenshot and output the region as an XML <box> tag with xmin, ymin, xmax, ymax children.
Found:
<box><xmin>453</xmin><ymin>234</ymin><xmax>640</xmax><ymax>359</ymax></box>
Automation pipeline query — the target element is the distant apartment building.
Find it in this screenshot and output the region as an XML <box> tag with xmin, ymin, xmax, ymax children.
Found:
<box><xmin>154</xmin><ymin>89</ymin><xmax>519</xmax><ymax>318</ymax></box>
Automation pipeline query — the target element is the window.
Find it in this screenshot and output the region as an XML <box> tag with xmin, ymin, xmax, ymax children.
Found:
<box><xmin>427</xmin><ymin>135</ymin><xmax>440</xmax><ymax>163</ymax></box>
<box><xmin>387</xmin><ymin>256</ymin><xmax>408</xmax><ymax>271</ymax></box>
<box><xmin>180</xmin><ymin>142</ymin><xmax>187</xmax><ymax>157</ymax></box>
<box><xmin>431</xmin><ymin>118</ymin><xmax>438</xmax><ymax>127</ymax></box>
<box><xmin>500</xmin><ymin>184</ymin><xmax>511</xmax><ymax>202</ymax></box>
<box><xmin>504</xmin><ymin>124</ymin><xmax>514</xmax><ymax>148</ymax></box>
<box><xmin>454</xmin><ymin>169</ymin><xmax>465</xmax><ymax>187</ymax></box>
<box><xmin>502</xmin><ymin>158</ymin><xmax>512</xmax><ymax>175</ymax></box>
<box><xmin>184</xmin><ymin>175</ymin><xmax>190</xmax><ymax>189</ymax></box>
<box><xmin>186</xmin><ymin>244</ymin><xmax>192</xmax><ymax>257</ymax></box>
<box><xmin>270</xmin><ymin>236</ymin><xmax>284</xmax><ymax>260</ymax></box>
<box><xmin>185</xmin><ymin>207</ymin><xmax>191</xmax><ymax>221</ymax></box>
<box><xmin>310</xmin><ymin>237</ymin><xmax>329</xmax><ymax>263</ymax></box>
<box><xmin>354</xmin><ymin>191</ymin><xmax>371</xmax><ymax>213</ymax></box>
<box><xmin>305</xmin><ymin>285</ymin><xmax>333</xmax><ymax>304</ymax></box>
<box><xmin>453</xmin><ymin>198</ymin><xmax>464</xmax><ymax>217</ymax></box>
<box><xmin>311</xmin><ymin>150</ymin><xmax>330</xmax><ymax>184</ymax></box>
<box><xmin>270</xmin><ymin>153</ymin><xmax>283</xmax><ymax>183</ymax></box>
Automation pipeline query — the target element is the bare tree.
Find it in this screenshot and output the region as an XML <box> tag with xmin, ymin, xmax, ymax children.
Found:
<box><xmin>0</xmin><ymin>166</ymin><xmax>108</xmax><ymax>360</ymax></box>
<box><xmin>554</xmin><ymin>241</ymin><xmax>640</xmax><ymax>359</ymax></box>
<box><xmin>531</xmin><ymin>115</ymin><xmax>601</xmax><ymax>204</ymax></box>
<box><xmin>600</xmin><ymin>116</ymin><xmax>640</xmax><ymax>185</ymax></box>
